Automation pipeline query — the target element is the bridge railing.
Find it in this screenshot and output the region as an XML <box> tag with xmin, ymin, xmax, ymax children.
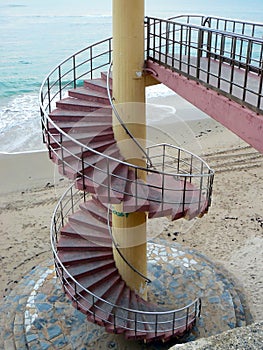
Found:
<box><xmin>169</xmin><ymin>15</ymin><xmax>263</xmax><ymax>39</ymax></box>
<box><xmin>146</xmin><ymin>16</ymin><xmax>263</xmax><ymax>114</ymax></box>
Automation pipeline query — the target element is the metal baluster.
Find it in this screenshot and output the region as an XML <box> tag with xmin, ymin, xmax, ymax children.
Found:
<box><xmin>185</xmin><ymin>307</ymin><xmax>189</xmax><ymax>331</ymax></box>
<box><xmin>155</xmin><ymin>314</ymin><xmax>158</xmax><ymax>337</ymax></box>
<box><xmin>159</xmin><ymin>20</ymin><xmax>162</xmax><ymax>62</ymax></box>
<box><xmin>73</xmin><ymin>55</ymin><xmax>76</xmax><ymax>89</ymax></box>
<box><xmin>187</xmin><ymin>28</ymin><xmax>192</xmax><ymax>75</ymax></box>
<box><xmin>58</xmin><ymin>65</ymin><xmax>62</xmax><ymax>99</ymax></box>
<box><xmin>90</xmin><ymin>46</ymin><xmax>93</xmax><ymax>79</ymax></box>
<box><xmin>198</xmin><ymin>162</ymin><xmax>204</xmax><ymax>213</ymax></box>
<box><xmin>229</xmin><ymin>36</ymin><xmax>237</xmax><ymax>95</ymax></box>
<box><xmin>172</xmin><ymin>22</ymin><xmax>175</xmax><ymax>69</ymax></box>
<box><xmin>172</xmin><ymin>312</ymin><xmax>176</xmax><ymax>336</ymax></box>
<box><xmin>217</xmin><ymin>34</ymin><xmax>225</xmax><ymax>89</ymax></box>
<box><xmin>107</xmin><ymin>158</ymin><xmax>110</xmax><ymax>203</ymax></box>
<box><xmin>197</xmin><ymin>28</ymin><xmax>204</xmax><ymax>80</ymax></box>
<box><xmin>242</xmin><ymin>39</ymin><xmax>252</xmax><ymax>102</ymax></box>
<box><xmin>179</xmin><ymin>25</ymin><xmax>183</xmax><ymax>71</ymax></box>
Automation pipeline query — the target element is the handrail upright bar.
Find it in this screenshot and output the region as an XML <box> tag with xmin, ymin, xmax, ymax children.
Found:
<box><xmin>106</xmin><ymin>62</ymin><xmax>153</xmax><ymax>168</ymax></box>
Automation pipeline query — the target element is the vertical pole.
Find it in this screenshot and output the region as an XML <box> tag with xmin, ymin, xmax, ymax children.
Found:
<box><xmin>112</xmin><ymin>0</ymin><xmax>147</xmax><ymax>299</ymax></box>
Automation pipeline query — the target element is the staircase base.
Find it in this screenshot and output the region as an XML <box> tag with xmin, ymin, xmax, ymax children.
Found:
<box><xmin>0</xmin><ymin>243</ymin><xmax>249</xmax><ymax>349</ymax></box>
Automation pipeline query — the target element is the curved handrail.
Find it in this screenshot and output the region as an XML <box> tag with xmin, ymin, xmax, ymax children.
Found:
<box><xmin>106</xmin><ymin>62</ymin><xmax>153</xmax><ymax>168</ymax></box>
<box><xmin>106</xmin><ymin>204</ymin><xmax>152</xmax><ymax>284</ymax></box>
<box><xmin>39</xmin><ymin>31</ymin><xmax>214</xmax><ymax>225</ymax></box>
<box><xmin>50</xmin><ymin>183</ymin><xmax>201</xmax><ymax>335</ymax></box>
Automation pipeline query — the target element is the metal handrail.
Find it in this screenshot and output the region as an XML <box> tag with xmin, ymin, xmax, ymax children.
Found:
<box><xmin>106</xmin><ymin>62</ymin><xmax>153</xmax><ymax>168</ymax></box>
<box><xmin>106</xmin><ymin>204</ymin><xmax>151</xmax><ymax>285</ymax></box>
<box><xmin>50</xmin><ymin>183</ymin><xmax>201</xmax><ymax>335</ymax></box>
<box><xmin>169</xmin><ymin>14</ymin><xmax>263</xmax><ymax>38</ymax></box>
<box><xmin>146</xmin><ymin>16</ymin><xmax>263</xmax><ymax>114</ymax></box>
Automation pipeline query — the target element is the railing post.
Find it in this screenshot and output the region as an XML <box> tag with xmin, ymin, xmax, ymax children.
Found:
<box><xmin>134</xmin><ymin>312</ymin><xmax>137</xmax><ymax>336</ymax></box>
<box><xmin>71</xmin><ymin>186</ymin><xmax>74</xmax><ymax>214</ymax></box>
<box><xmin>107</xmin><ymin>158</ymin><xmax>111</xmax><ymax>203</ymax></box>
<box><xmin>47</xmin><ymin>77</ymin><xmax>51</xmax><ymax>114</ymax></box>
<box><xmin>182</xmin><ymin>176</ymin><xmax>187</xmax><ymax>214</ymax></box>
<box><xmin>73</xmin><ymin>55</ymin><xmax>76</xmax><ymax>89</ymax></box>
<box><xmin>197</xmin><ymin>28</ymin><xmax>204</xmax><ymax>79</ymax></box>
<box><xmin>58</xmin><ymin>65</ymin><xmax>62</xmax><ymax>99</ymax></box>
<box><xmin>146</xmin><ymin>17</ymin><xmax>150</xmax><ymax>59</ymax></box>
<box><xmin>185</xmin><ymin>307</ymin><xmax>189</xmax><ymax>331</ymax></box>
<box><xmin>155</xmin><ymin>314</ymin><xmax>158</xmax><ymax>337</ymax></box>
<box><xmin>81</xmin><ymin>150</ymin><xmax>86</xmax><ymax>202</ymax></box>
<box><xmin>172</xmin><ymin>312</ymin><xmax>176</xmax><ymax>336</ymax></box>
<box><xmin>60</xmin><ymin>201</ymin><xmax>64</xmax><ymax>227</ymax></box>
<box><xmin>242</xmin><ymin>39</ymin><xmax>252</xmax><ymax>102</ymax></box>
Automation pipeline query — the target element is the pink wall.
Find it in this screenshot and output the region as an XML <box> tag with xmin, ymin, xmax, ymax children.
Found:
<box><xmin>146</xmin><ymin>61</ymin><xmax>263</xmax><ymax>154</ymax></box>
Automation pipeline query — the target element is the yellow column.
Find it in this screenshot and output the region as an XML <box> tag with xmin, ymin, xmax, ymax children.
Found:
<box><xmin>112</xmin><ymin>0</ymin><xmax>147</xmax><ymax>299</ymax></box>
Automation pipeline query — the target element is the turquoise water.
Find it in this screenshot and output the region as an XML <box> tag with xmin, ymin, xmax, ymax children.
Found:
<box><xmin>0</xmin><ymin>0</ymin><xmax>263</xmax><ymax>152</ymax></box>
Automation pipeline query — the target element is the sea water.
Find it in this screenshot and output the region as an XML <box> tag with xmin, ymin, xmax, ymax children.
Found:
<box><xmin>1</xmin><ymin>0</ymin><xmax>263</xmax><ymax>153</ymax></box>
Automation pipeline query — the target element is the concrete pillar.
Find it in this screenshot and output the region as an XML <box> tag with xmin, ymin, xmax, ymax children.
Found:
<box><xmin>112</xmin><ymin>0</ymin><xmax>147</xmax><ymax>299</ymax></box>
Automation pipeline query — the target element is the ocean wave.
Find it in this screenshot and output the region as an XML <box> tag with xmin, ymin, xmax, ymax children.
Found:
<box><xmin>0</xmin><ymin>93</ymin><xmax>39</xmax><ymax>132</ymax></box>
<box><xmin>0</xmin><ymin>80</ymin><xmax>41</xmax><ymax>98</ymax></box>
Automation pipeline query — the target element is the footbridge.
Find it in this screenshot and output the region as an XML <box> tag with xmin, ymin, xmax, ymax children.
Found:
<box><xmin>145</xmin><ymin>15</ymin><xmax>263</xmax><ymax>153</ymax></box>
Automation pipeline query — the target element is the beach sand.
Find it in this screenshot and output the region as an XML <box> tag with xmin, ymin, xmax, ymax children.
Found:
<box><xmin>0</xmin><ymin>94</ymin><xmax>262</xmax><ymax>341</ymax></box>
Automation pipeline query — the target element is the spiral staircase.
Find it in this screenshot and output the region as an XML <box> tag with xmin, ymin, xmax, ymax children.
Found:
<box><xmin>40</xmin><ymin>22</ymin><xmax>215</xmax><ymax>342</ymax></box>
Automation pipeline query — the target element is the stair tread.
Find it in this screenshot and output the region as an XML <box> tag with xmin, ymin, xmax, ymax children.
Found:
<box><xmin>90</xmin><ymin>280</ymin><xmax>126</xmax><ymax>326</ymax></box>
<box><xmin>58</xmin><ymin>145</ymin><xmax>120</xmax><ymax>174</ymax></box>
<box><xmin>69</xmin><ymin>211</ymin><xmax>109</xmax><ymax>234</ymax></box>
<box><xmin>80</xmin><ymin>199</ymin><xmax>109</xmax><ymax>224</ymax></box>
<box><xmin>57</xmin><ymin>97</ymin><xmax>109</xmax><ymax>108</ymax></box>
<box><xmin>71</xmin><ymin>267</ymin><xmax>118</xmax><ymax>292</ymax></box>
<box><xmin>58</xmin><ymin>232</ymin><xmax>110</xmax><ymax>249</ymax></box>
<box><xmin>68</xmin><ymin>87</ymin><xmax>109</xmax><ymax>100</ymax></box>
<box><xmin>84</xmin><ymin>78</ymin><xmax>111</xmax><ymax>89</ymax></box>
<box><xmin>123</xmin><ymin>170</ymin><xmax>150</xmax><ymax>212</ymax></box>
<box><xmin>66</xmin><ymin>258</ymin><xmax>115</xmax><ymax>278</ymax></box>
<box><xmin>106</xmin><ymin>286</ymin><xmax>131</xmax><ymax>333</ymax></box>
<box><xmin>96</xmin><ymin>163</ymin><xmax>129</xmax><ymax>203</ymax></box>
<box><xmin>58</xmin><ymin>250</ymin><xmax>113</xmax><ymax>264</ymax></box>
<box><xmin>76</xmin><ymin>273</ymin><xmax>121</xmax><ymax>314</ymax></box>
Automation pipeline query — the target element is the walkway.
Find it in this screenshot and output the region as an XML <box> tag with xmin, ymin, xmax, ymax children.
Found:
<box><xmin>145</xmin><ymin>16</ymin><xmax>263</xmax><ymax>153</ymax></box>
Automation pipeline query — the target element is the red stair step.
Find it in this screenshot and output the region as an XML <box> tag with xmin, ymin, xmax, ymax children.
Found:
<box><xmin>69</xmin><ymin>211</ymin><xmax>109</xmax><ymax>234</ymax></box>
<box><xmin>57</xmin><ymin>231</ymin><xmax>111</xmax><ymax>250</ymax></box>
<box><xmin>106</xmin><ymin>286</ymin><xmax>131</xmax><ymax>334</ymax></box>
<box><xmin>80</xmin><ymin>198</ymin><xmax>109</xmax><ymax>225</ymax></box>
<box><xmin>68</xmin><ymin>87</ymin><xmax>110</xmax><ymax>104</ymax></box>
<box><xmin>56</xmin><ymin>97</ymin><xmax>109</xmax><ymax>112</ymax></box>
<box><xmin>100</xmin><ymin>71</ymin><xmax>112</xmax><ymax>82</ymax></box>
<box><xmin>56</xmin><ymin>145</ymin><xmax>119</xmax><ymax>179</ymax></box>
<box><xmin>61</xmin><ymin>267</ymin><xmax>118</xmax><ymax>309</ymax></box>
<box><xmin>73</xmin><ymin>269</ymin><xmax>120</xmax><ymax>318</ymax></box>
<box><xmin>123</xmin><ymin>170</ymin><xmax>150</xmax><ymax>212</ymax></box>
<box><xmin>84</xmin><ymin>78</ymin><xmax>112</xmax><ymax>93</ymax></box>
<box><xmin>48</xmin><ymin>120</ymin><xmax>112</xmax><ymax>134</ymax></box>
<box><xmin>87</xmin><ymin>280</ymin><xmax>126</xmax><ymax>327</ymax></box>
<box><xmin>50</xmin><ymin>108</ymin><xmax>112</xmax><ymax>123</ymax></box>
<box><xmin>125</xmin><ymin>292</ymin><xmax>147</xmax><ymax>340</ymax></box>
<box><xmin>95</xmin><ymin>163</ymin><xmax>129</xmax><ymax>204</ymax></box>
<box><xmin>58</xmin><ymin>250</ymin><xmax>113</xmax><ymax>265</ymax></box>
<box><xmin>65</xmin><ymin>258</ymin><xmax>115</xmax><ymax>279</ymax></box>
